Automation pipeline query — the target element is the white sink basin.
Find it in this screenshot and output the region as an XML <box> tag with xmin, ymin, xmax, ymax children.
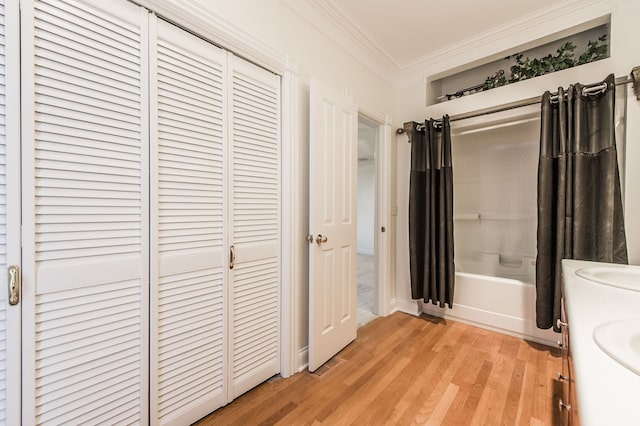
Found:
<box><xmin>593</xmin><ymin>319</ymin><xmax>640</xmax><ymax>376</ymax></box>
<box><xmin>575</xmin><ymin>265</ymin><xmax>640</xmax><ymax>291</ymax></box>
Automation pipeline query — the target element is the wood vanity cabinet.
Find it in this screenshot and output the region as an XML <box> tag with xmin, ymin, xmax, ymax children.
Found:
<box><xmin>559</xmin><ymin>297</ymin><xmax>580</xmax><ymax>425</ymax></box>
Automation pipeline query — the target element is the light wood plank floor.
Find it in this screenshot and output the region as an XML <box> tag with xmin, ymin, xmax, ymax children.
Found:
<box><xmin>197</xmin><ymin>312</ymin><xmax>562</xmax><ymax>425</ymax></box>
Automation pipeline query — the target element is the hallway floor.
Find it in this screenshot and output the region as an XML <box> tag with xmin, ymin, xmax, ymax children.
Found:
<box><xmin>357</xmin><ymin>254</ymin><xmax>377</xmax><ymax>327</ymax></box>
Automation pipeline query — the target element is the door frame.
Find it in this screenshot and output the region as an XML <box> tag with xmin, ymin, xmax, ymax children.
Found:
<box><xmin>353</xmin><ymin>97</ymin><xmax>393</xmax><ymax>317</ymax></box>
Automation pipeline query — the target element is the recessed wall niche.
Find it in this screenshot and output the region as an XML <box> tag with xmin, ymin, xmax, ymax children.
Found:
<box><xmin>427</xmin><ymin>16</ymin><xmax>610</xmax><ymax>106</ymax></box>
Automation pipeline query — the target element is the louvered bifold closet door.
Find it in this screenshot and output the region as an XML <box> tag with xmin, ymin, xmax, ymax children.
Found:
<box><xmin>20</xmin><ymin>0</ymin><xmax>149</xmax><ymax>424</ymax></box>
<box><xmin>229</xmin><ymin>55</ymin><xmax>281</xmax><ymax>399</ymax></box>
<box><xmin>0</xmin><ymin>1</ymin><xmax>8</xmax><ymax>421</ymax></box>
<box><xmin>150</xmin><ymin>18</ymin><xmax>227</xmax><ymax>425</ymax></box>
<box><xmin>0</xmin><ymin>0</ymin><xmax>20</xmax><ymax>424</ymax></box>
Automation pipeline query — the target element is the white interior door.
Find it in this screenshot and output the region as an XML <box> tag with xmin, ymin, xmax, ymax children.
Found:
<box><xmin>308</xmin><ymin>78</ymin><xmax>358</xmax><ymax>372</ymax></box>
<box><xmin>150</xmin><ymin>17</ymin><xmax>227</xmax><ymax>425</ymax></box>
<box><xmin>20</xmin><ymin>0</ymin><xmax>150</xmax><ymax>423</ymax></box>
<box><xmin>0</xmin><ymin>0</ymin><xmax>21</xmax><ymax>423</ymax></box>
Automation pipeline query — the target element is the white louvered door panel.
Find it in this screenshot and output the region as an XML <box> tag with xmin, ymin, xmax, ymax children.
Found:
<box><xmin>228</xmin><ymin>55</ymin><xmax>281</xmax><ymax>399</ymax></box>
<box><xmin>1</xmin><ymin>0</ymin><xmax>20</xmax><ymax>424</ymax></box>
<box><xmin>21</xmin><ymin>0</ymin><xmax>149</xmax><ymax>424</ymax></box>
<box><xmin>150</xmin><ymin>18</ymin><xmax>227</xmax><ymax>425</ymax></box>
<box><xmin>0</xmin><ymin>0</ymin><xmax>7</xmax><ymax>419</ymax></box>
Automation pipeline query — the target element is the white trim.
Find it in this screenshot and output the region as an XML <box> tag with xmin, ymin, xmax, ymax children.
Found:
<box><xmin>353</xmin><ymin>97</ymin><xmax>393</xmax><ymax>318</ymax></box>
<box><xmin>395</xmin><ymin>298</ymin><xmax>421</xmax><ymax>316</ymax></box>
<box><xmin>308</xmin><ymin>0</ymin><xmax>400</xmax><ymax>72</ymax></box>
<box><xmin>281</xmin><ymin>0</ymin><xmax>617</xmax><ymax>90</ymax></box>
<box><xmin>297</xmin><ymin>346</ymin><xmax>309</xmax><ymax>373</ymax></box>
<box><xmin>404</xmin><ymin>0</ymin><xmax>612</xmax><ymax>80</ymax></box>
<box><xmin>376</xmin><ymin>122</ymin><xmax>393</xmax><ymax>317</ymax></box>
<box><xmin>280</xmin><ymin>66</ymin><xmax>300</xmax><ymax>377</ymax></box>
<box><xmin>279</xmin><ymin>0</ymin><xmax>398</xmax><ymax>87</ymax></box>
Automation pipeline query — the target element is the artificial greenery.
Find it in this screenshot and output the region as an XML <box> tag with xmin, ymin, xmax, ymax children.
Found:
<box><xmin>483</xmin><ymin>34</ymin><xmax>608</xmax><ymax>91</ymax></box>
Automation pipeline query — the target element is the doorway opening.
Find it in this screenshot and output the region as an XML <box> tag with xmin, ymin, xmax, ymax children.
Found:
<box><xmin>357</xmin><ymin>116</ymin><xmax>378</xmax><ymax>327</ymax></box>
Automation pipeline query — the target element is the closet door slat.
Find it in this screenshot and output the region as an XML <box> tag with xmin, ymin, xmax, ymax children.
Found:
<box><xmin>21</xmin><ymin>0</ymin><xmax>149</xmax><ymax>423</ymax></box>
<box><xmin>150</xmin><ymin>17</ymin><xmax>227</xmax><ymax>426</ymax></box>
<box><xmin>229</xmin><ymin>56</ymin><xmax>281</xmax><ymax>399</ymax></box>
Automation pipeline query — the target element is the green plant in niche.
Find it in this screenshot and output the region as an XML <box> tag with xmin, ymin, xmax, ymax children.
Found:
<box><xmin>508</xmin><ymin>41</ymin><xmax>579</xmax><ymax>82</ymax></box>
<box><xmin>481</xmin><ymin>34</ymin><xmax>608</xmax><ymax>92</ymax></box>
<box><xmin>508</xmin><ymin>35</ymin><xmax>608</xmax><ymax>83</ymax></box>
<box><xmin>483</xmin><ymin>69</ymin><xmax>508</xmax><ymax>90</ymax></box>
<box><xmin>577</xmin><ymin>34</ymin><xmax>609</xmax><ymax>65</ymax></box>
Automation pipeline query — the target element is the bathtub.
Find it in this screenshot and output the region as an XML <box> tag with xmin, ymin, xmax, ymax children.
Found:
<box><xmin>421</xmin><ymin>267</ymin><xmax>558</xmax><ymax>346</ymax></box>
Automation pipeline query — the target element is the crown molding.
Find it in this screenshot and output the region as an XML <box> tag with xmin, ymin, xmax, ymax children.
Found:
<box><xmin>280</xmin><ymin>0</ymin><xmax>400</xmax><ymax>86</ymax></box>
<box><xmin>286</xmin><ymin>0</ymin><xmax>614</xmax><ymax>90</ymax></box>
<box><xmin>396</xmin><ymin>0</ymin><xmax>612</xmax><ymax>88</ymax></box>
<box><xmin>138</xmin><ymin>0</ymin><xmax>620</xmax><ymax>94</ymax></box>
<box><xmin>309</xmin><ymin>0</ymin><xmax>401</xmax><ymax>72</ymax></box>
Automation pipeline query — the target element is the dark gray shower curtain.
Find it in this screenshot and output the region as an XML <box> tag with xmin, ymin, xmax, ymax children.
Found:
<box><xmin>536</xmin><ymin>73</ymin><xmax>628</xmax><ymax>331</ymax></box>
<box><xmin>408</xmin><ymin>116</ymin><xmax>455</xmax><ymax>308</ymax></box>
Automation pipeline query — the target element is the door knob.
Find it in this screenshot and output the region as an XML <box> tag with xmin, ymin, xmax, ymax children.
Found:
<box><xmin>315</xmin><ymin>234</ymin><xmax>328</xmax><ymax>244</ymax></box>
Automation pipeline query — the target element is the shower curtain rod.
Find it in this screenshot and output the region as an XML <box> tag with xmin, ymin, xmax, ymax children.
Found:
<box><xmin>398</xmin><ymin>72</ymin><xmax>638</xmax><ymax>138</ymax></box>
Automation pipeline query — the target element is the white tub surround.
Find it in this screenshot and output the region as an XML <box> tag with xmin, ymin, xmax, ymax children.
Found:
<box><xmin>421</xmin><ymin>272</ymin><xmax>557</xmax><ymax>345</ymax></box>
<box><xmin>562</xmin><ymin>259</ymin><xmax>640</xmax><ymax>426</ymax></box>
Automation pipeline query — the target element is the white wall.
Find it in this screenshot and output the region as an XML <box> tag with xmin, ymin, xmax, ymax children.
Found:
<box><xmin>357</xmin><ymin>162</ymin><xmax>375</xmax><ymax>255</ymax></box>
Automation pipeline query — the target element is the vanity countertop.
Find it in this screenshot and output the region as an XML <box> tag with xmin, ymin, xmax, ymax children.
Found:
<box><xmin>562</xmin><ymin>259</ymin><xmax>640</xmax><ymax>426</ymax></box>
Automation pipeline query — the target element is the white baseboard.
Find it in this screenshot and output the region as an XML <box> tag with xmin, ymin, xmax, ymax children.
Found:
<box><xmin>297</xmin><ymin>346</ymin><xmax>308</xmax><ymax>372</ymax></box>
<box><xmin>395</xmin><ymin>298</ymin><xmax>421</xmax><ymax>316</ymax></box>
<box><xmin>421</xmin><ymin>302</ymin><xmax>557</xmax><ymax>347</ymax></box>
<box><xmin>386</xmin><ymin>297</ymin><xmax>398</xmax><ymax>316</ymax></box>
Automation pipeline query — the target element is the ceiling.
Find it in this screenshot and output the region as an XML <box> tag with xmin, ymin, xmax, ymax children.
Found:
<box><xmin>292</xmin><ymin>0</ymin><xmax>571</xmax><ymax>70</ymax></box>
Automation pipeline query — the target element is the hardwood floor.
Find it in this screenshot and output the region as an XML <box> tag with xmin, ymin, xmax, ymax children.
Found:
<box><xmin>196</xmin><ymin>312</ymin><xmax>562</xmax><ymax>425</ymax></box>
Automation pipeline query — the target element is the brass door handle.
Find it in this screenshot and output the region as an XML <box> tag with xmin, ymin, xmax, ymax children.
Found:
<box><xmin>315</xmin><ymin>234</ymin><xmax>328</xmax><ymax>244</ymax></box>
<box><xmin>229</xmin><ymin>245</ymin><xmax>235</xmax><ymax>270</ymax></box>
<box><xmin>8</xmin><ymin>265</ymin><xmax>19</xmax><ymax>305</ymax></box>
